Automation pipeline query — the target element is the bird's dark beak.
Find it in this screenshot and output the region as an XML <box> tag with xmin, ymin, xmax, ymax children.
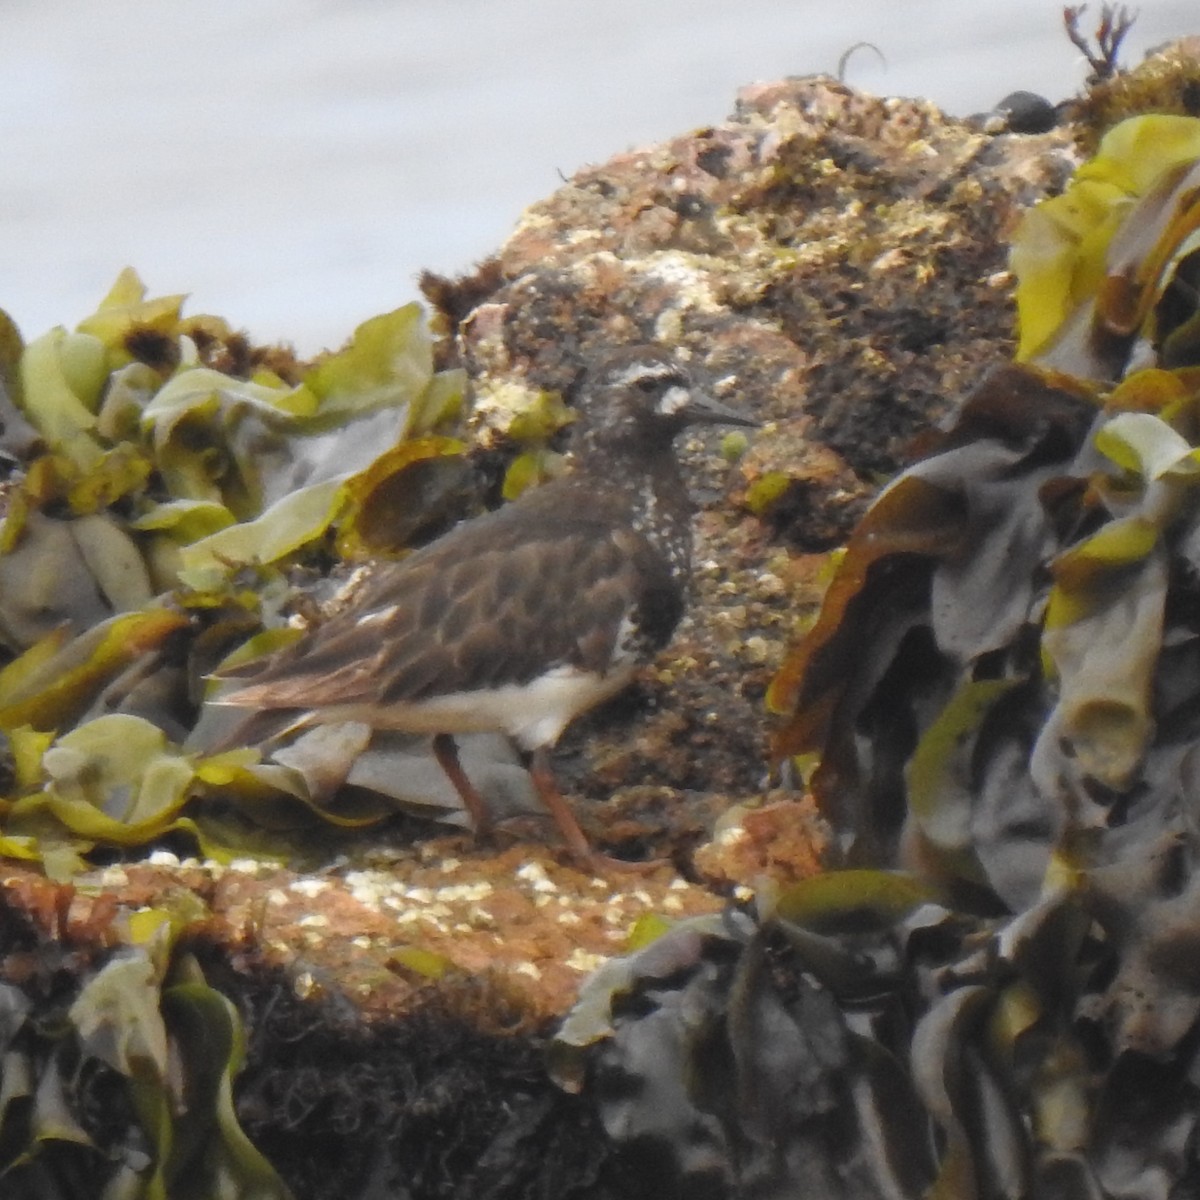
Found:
<box><xmin>680</xmin><ymin>389</ymin><xmax>759</xmax><ymax>429</ymax></box>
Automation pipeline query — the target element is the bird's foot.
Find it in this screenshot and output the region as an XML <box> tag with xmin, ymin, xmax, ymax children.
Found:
<box><xmin>484</xmin><ymin>815</ymin><xmax>668</xmax><ymax>875</ymax></box>
<box><xmin>568</xmin><ymin>847</ymin><xmax>672</xmax><ymax>877</ymax></box>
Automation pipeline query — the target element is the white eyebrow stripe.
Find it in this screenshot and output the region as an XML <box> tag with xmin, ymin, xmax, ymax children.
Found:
<box><xmin>609</xmin><ymin>362</ymin><xmax>677</xmax><ymax>387</ymax></box>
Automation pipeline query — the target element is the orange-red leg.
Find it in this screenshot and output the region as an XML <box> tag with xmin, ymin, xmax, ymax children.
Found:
<box><xmin>432</xmin><ymin>733</ymin><xmax>493</xmax><ymax>839</ymax></box>
<box><xmin>432</xmin><ymin>735</ymin><xmax>665</xmax><ymax>874</ymax></box>
<box><xmin>529</xmin><ymin>746</ymin><xmax>594</xmax><ymax>864</ymax></box>
<box><xmin>530</xmin><ymin>747</ymin><xmax>666</xmax><ymax>875</ymax></box>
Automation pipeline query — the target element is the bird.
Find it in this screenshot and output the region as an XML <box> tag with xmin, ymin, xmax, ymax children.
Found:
<box><xmin>210</xmin><ymin>345</ymin><xmax>757</xmax><ymax>869</ymax></box>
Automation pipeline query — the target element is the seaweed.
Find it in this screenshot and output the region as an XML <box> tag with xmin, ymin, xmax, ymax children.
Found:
<box><xmin>0</xmin><ymin>880</ymin><xmax>290</xmax><ymax>1198</ymax></box>
<box><xmin>1063</xmin><ymin>4</ymin><xmax>1138</xmax><ymax>85</ymax></box>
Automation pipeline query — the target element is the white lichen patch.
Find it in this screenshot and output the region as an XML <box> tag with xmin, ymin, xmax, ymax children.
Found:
<box><xmin>289</xmin><ymin>878</ymin><xmax>331</xmax><ymax>898</ymax></box>
<box><xmin>467</xmin><ymin>905</ymin><xmax>496</xmax><ymax>928</ymax></box>
<box><xmin>566</xmin><ymin>948</ymin><xmax>608</xmax><ymax>973</ymax></box>
<box><xmin>743</xmin><ymin>636</ymin><xmax>770</xmax><ymax>664</ymax></box>
<box><xmin>227</xmin><ymin>858</ymin><xmax>269</xmax><ymax>876</ymax></box>
<box><xmin>470</xmin><ymin>379</ymin><xmax>555</xmax><ymax>442</ymax></box>
<box><xmin>566</xmin><ymin>229</ymin><xmax>604</xmax><ymax>247</ymax></box>
<box><xmin>434</xmin><ymin>882</ymin><xmax>494</xmax><ymax>903</ymax></box>
<box><xmin>515</xmin><ymin>862</ymin><xmax>558</xmax><ymax>894</ymax></box>
<box><xmin>641</xmin><ymin>250</ymin><xmax>723</xmax><ymax>314</ymax></box>
<box><xmin>344</xmin><ymin>870</ymin><xmax>394</xmax><ymax>907</ymax></box>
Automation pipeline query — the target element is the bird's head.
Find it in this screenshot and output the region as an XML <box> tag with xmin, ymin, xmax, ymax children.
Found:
<box><xmin>571</xmin><ymin>345</ymin><xmax>756</xmax><ymax>455</ymax></box>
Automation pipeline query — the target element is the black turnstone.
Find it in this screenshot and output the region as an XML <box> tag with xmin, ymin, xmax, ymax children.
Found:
<box><xmin>213</xmin><ymin>345</ymin><xmax>756</xmax><ymax>868</ymax></box>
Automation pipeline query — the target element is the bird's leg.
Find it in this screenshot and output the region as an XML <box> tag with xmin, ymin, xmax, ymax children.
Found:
<box><xmin>528</xmin><ymin>746</ymin><xmax>594</xmax><ymax>864</ymax></box>
<box><xmin>432</xmin><ymin>733</ymin><xmax>493</xmax><ymax>839</ymax></box>
<box><xmin>529</xmin><ymin>747</ymin><xmax>667</xmax><ymax>875</ymax></box>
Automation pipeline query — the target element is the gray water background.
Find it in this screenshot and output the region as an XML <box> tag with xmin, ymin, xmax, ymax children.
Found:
<box><xmin>1</xmin><ymin>0</ymin><xmax>1195</xmax><ymax>355</ymax></box>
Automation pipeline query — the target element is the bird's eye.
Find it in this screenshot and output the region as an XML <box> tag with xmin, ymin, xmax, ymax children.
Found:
<box><xmin>636</xmin><ymin>376</ymin><xmax>660</xmax><ymax>393</ymax></box>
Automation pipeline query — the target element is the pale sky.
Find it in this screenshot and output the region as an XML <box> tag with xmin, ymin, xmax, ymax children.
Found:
<box><xmin>0</xmin><ymin>0</ymin><xmax>1195</xmax><ymax>353</ymax></box>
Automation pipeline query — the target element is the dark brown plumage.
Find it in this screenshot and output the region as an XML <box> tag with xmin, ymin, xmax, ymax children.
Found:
<box><xmin>214</xmin><ymin>345</ymin><xmax>755</xmax><ymax>867</ymax></box>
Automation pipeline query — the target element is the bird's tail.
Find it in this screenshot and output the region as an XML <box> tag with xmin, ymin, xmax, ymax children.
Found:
<box><xmin>186</xmin><ymin>700</ymin><xmax>313</xmax><ymax>756</ymax></box>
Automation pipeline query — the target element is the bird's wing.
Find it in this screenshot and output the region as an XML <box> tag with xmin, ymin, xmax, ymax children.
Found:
<box><xmin>216</xmin><ymin>502</ymin><xmax>682</xmax><ymax>714</ymax></box>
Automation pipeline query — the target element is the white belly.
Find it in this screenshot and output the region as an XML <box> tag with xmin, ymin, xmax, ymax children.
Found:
<box><xmin>329</xmin><ymin>663</ymin><xmax>637</xmax><ymax>750</ymax></box>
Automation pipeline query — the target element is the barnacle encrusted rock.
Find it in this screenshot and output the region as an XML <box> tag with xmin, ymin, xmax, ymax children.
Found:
<box><xmin>430</xmin><ymin>76</ymin><xmax>1076</xmax><ymax>491</ymax></box>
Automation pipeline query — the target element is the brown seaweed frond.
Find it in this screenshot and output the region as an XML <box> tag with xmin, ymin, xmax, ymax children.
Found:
<box><xmin>1063</xmin><ymin>4</ymin><xmax>1138</xmax><ymax>83</ymax></box>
